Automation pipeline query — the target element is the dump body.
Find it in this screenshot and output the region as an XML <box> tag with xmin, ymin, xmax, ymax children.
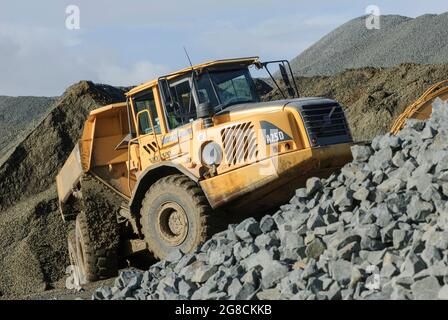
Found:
<box><xmin>56</xmin><ymin>102</ymin><xmax>130</xmax><ymax>219</ymax></box>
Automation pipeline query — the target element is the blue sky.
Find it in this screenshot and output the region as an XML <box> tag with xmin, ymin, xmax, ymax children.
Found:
<box><xmin>1</xmin><ymin>0</ymin><xmax>448</xmax><ymax>96</ymax></box>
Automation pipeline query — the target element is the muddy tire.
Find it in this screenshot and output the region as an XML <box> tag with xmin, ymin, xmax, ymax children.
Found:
<box><xmin>140</xmin><ymin>174</ymin><xmax>215</xmax><ymax>260</ymax></box>
<box><xmin>67</xmin><ymin>229</ymin><xmax>77</xmax><ymax>268</ymax></box>
<box><xmin>74</xmin><ymin>211</ymin><xmax>118</xmax><ymax>283</ymax></box>
<box><xmin>67</xmin><ymin>229</ymin><xmax>86</xmax><ymax>287</ymax></box>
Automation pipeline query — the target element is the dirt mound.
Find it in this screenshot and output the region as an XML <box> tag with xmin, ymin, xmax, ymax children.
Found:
<box><xmin>264</xmin><ymin>63</ymin><xmax>448</xmax><ymax>141</ymax></box>
<box><xmin>0</xmin><ymin>81</ymin><xmax>126</xmax><ymax>298</ymax></box>
<box><xmin>0</xmin><ymin>96</ymin><xmax>56</xmax><ymax>160</ymax></box>
<box><xmin>0</xmin><ymin>81</ymin><xmax>126</xmax><ymax>210</ymax></box>
<box><xmin>0</xmin><ymin>188</ymin><xmax>64</xmax><ymax>298</ymax></box>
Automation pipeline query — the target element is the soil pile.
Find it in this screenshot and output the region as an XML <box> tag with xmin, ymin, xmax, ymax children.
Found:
<box><xmin>263</xmin><ymin>63</ymin><xmax>448</xmax><ymax>141</ymax></box>
<box><xmin>0</xmin><ymin>81</ymin><xmax>126</xmax><ymax>298</ymax></box>
<box><xmin>0</xmin><ymin>96</ymin><xmax>56</xmax><ymax>161</ymax></box>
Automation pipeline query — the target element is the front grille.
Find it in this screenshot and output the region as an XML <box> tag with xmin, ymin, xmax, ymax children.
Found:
<box><xmin>300</xmin><ymin>103</ymin><xmax>351</xmax><ymax>146</ymax></box>
<box><xmin>221</xmin><ymin>122</ymin><xmax>257</xmax><ymax>166</ymax></box>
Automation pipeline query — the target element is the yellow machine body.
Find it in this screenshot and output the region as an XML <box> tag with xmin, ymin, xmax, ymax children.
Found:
<box><xmin>57</xmin><ymin>57</ymin><xmax>354</xmax><ymax>218</ymax></box>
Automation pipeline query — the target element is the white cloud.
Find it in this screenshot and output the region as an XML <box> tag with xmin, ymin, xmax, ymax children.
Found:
<box><xmin>303</xmin><ymin>15</ymin><xmax>348</xmax><ymax>27</ymax></box>
<box><xmin>0</xmin><ymin>22</ymin><xmax>167</xmax><ymax>96</ymax></box>
<box><xmin>95</xmin><ymin>60</ymin><xmax>168</xmax><ymax>87</ymax></box>
<box><xmin>0</xmin><ymin>10</ymin><xmax>349</xmax><ymax>96</ymax></box>
<box><xmin>196</xmin><ymin>15</ymin><xmax>348</xmax><ymax>61</ymax></box>
<box><xmin>0</xmin><ymin>0</ymin><xmax>446</xmax><ymax>96</ymax></box>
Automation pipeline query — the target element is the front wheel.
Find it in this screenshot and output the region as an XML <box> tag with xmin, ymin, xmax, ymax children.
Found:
<box><xmin>140</xmin><ymin>174</ymin><xmax>214</xmax><ymax>260</ymax></box>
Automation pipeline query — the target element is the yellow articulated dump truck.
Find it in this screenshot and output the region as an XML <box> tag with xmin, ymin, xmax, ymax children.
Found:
<box><xmin>56</xmin><ymin>57</ymin><xmax>354</xmax><ymax>283</ymax></box>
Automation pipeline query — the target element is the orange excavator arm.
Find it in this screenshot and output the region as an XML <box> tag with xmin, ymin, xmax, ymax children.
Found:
<box><xmin>391</xmin><ymin>80</ymin><xmax>448</xmax><ymax>135</ymax></box>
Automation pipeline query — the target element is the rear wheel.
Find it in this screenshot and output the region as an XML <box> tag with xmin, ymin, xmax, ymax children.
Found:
<box><xmin>140</xmin><ymin>174</ymin><xmax>215</xmax><ymax>260</ymax></box>
<box><xmin>67</xmin><ymin>230</ymin><xmax>77</xmax><ymax>269</ymax></box>
<box><xmin>67</xmin><ymin>229</ymin><xmax>85</xmax><ymax>287</ymax></box>
<box><xmin>74</xmin><ymin>211</ymin><xmax>118</xmax><ymax>283</ymax></box>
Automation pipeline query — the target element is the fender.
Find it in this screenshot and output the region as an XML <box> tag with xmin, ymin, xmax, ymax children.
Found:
<box><xmin>128</xmin><ymin>161</ymin><xmax>199</xmax><ymax>215</ymax></box>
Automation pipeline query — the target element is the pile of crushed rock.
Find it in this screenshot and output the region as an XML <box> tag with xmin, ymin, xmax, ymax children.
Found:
<box><xmin>93</xmin><ymin>98</ymin><xmax>448</xmax><ymax>300</ymax></box>
<box><xmin>290</xmin><ymin>13</ymin><xmax>448</xmax><ymax>77</ymax></box>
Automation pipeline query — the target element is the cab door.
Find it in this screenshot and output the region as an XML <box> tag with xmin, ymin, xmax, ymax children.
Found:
<box><xmin>161</xmin><ymin>76</ymin><xmax>198</xmax><ymax>158</ymax></box>
<box><xmin>130</xmin><ymin>87</ymin><xmax>166</xmax><ymax>170</ymax></box>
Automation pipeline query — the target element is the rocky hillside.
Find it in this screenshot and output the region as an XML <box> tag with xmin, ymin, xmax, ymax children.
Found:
<box><xmin>290</xmin><ymin>13</ymin><xmax>448</xmax><ymax>77</ymax></box>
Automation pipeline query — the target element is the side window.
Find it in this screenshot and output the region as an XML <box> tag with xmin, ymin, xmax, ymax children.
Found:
<box><xmin>133</xmin><ymin>90</ymin><xmax>161</xmax><ymax>135</ymax></box>
<box><xmin>165</xmin><ymin>79</ymin><xmax>196</xmax><ymax>130</ymax></box>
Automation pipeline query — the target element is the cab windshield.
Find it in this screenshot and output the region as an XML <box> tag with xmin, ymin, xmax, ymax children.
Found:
<box><xmin>160</xmin><ymin>67</ymin><xmax>261</xmax><ymax>130</ymax></box>
<box><xmin>195</xmin><ymin>68</ymin><xmax>260</xmax><ymax>109</ymax></box>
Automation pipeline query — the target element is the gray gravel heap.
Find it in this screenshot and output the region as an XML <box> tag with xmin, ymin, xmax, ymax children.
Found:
<box><xmin>290</xmin><ymin>13</ymin><xmax>448</xmax><ymax>77</ymax></box>
<box><xmin>94</xmin><ymin>98</ymin><xmax>448</xmax><ymax>300</ymax></box>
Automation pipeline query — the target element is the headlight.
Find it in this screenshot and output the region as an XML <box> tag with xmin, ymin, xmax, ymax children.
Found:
<box><xmin>201</xmin><ymin>141</ymin><xmax>223</xmax><ymax>166</ymax></box>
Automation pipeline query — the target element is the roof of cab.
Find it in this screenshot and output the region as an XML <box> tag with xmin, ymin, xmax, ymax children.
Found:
<box><xmin>125</xmin><ymin>56</ymin><xmax>260</xmax><ymax>97</ymax></box>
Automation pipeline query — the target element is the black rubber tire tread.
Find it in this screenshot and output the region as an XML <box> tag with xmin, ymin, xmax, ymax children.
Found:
<box><xmin>71</xmin><ymin>174</ymin><xmax>121</xmax><ymax>283</ymax></box>
<box><xmin>139</xmin><ymin>174</ymin><xmax>222</xmax><ymax>260</ymax></box>
<box><xmin>75</xmin><ymin>210</ymin><xmax>118</xmax><ymax>282</ymax></box>
<box><xmin>67</xmin><ymin>229</ymin><xmax>77</xmax><ymax>268</ymax></box>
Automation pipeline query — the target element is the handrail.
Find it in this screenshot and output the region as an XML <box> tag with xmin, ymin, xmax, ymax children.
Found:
<box><xmin>127</xmin><ymin>136</ymin><xmax>140</xmax><ymax>194</ymax></box>
<box><xmin>129</xmin><ymin>108</ymin><xmax>163</xmax><ymax>194</ymax></box>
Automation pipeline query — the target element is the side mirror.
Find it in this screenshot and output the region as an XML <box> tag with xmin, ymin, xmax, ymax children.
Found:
<box><xmin>136</xmin><ymin>110</ymin><xmax>152</xmax><ymax>135</ymax></box>
<box><xmin>261</xmin><ymin>59</ymin><xmax>300</xmax><ymax>99</ymax></box>
<box><xmin>279</xmin><ymin>64</ymin><xmax>296</xmax><ymax>98</ymax></box>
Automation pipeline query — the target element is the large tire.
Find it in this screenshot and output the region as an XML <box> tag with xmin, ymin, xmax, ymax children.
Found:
<box><xmin>140</xmin><ymin>174</ymin><xmax>215</xmax><ymax>260</ymax></box>
<box><xmin>74</xmin><ymin>211</ymin><xmax>118</xmax><ymax>283</ymax></box>
<box><xmin>67</xmin><ymin>229</ymin><xmax>77</xmax><ymax>268</ymax></box>
<box><xmin>67</xmin><ymin>229</ymin><xmax>85</xmax><ymax>287</ymax></box>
